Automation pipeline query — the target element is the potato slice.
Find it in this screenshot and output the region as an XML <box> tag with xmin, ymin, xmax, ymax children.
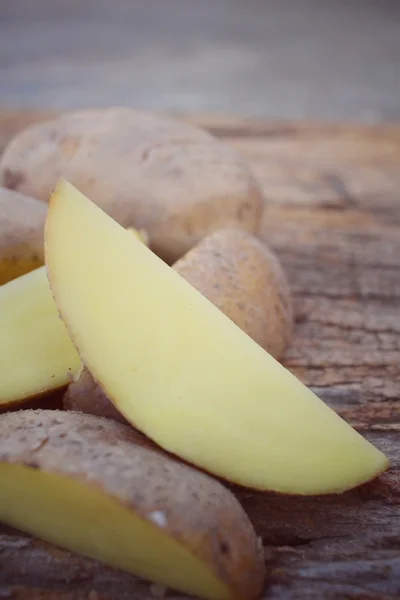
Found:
<box><xmin>0</xmin><ymin>187</ymin><xmax>47</xmax><ymax>285</ymax></box>
<box><xmin>0</xmin><ymin>107</ymin><xmax>264</xmax><ymax>263</ymax></box>
<box><xmin>0</xmin><ymin>266</ymin><xmax>81</xmax><ymax>409</ymax></box>
<box><xmin>0</xmin><ymin>410</ymin><xmax>265</xmax><ymax>600</ymax></box>
<box><xmin>45</xmin><ymin>180</ymin><xmax>389</xmax><ymax>494</ymax></box>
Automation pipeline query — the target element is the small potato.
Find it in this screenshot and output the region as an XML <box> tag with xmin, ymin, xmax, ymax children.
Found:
<box><xmin>174</xmin><ymin>228</ymin><xmax>293</xmax><ymax>360</ymax></box>
<box><xmin>0</xmin><ymin>187</ymin><xmax>47</xmax><ymax>284</ymax></box>
<box><xmin>0</xmin><ymin>410</ymin><xmax>265</xmax><ymax>600</ymax></box>
<box><xmin>0</xmin><ymin>108</ymin><xmax>264</xmax><ymax>263</ymax></box>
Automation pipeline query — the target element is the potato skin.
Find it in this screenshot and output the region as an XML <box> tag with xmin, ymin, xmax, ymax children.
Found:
<box><xmin>174</xmin><ymin>228</ymin><xmax>293</xmax><ymax>360</ymax></box>
<box><xmin>0</xmin><ymin>410</ymin><xmax>265</xmax><ymax>600</ymax></box>
<box><xmin>64</xmin><ymin>367</ymin><xmax>128</xmax><ymax>425</ymax></box>
<box><xmin>0</xmin><ymin>108</ymin><xmax>264</xmax><ymax>263</ymax></box>
<box><xmin>0</xmin><ymin>187</ymin><xmax>47</xmax><ymax>284</ymax></box>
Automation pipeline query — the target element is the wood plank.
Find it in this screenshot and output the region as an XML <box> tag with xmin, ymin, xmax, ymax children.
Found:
<box><xmin>0</xmin><ymin>109</ymin><xmax>399</xmax><ymax>600</ymax></box>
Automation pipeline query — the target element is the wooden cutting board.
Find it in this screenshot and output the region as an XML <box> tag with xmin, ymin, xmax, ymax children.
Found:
<box><xmin>0</xmin><ymin>110</ymin><xmax>399</xmax><ymax>600</ymax></box>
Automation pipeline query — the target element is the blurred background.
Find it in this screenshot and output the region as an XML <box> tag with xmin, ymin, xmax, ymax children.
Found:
<box><xmin>1</xmin><ymin>0</ymin><xmax>399</xmax><ymax>121</ymax></box>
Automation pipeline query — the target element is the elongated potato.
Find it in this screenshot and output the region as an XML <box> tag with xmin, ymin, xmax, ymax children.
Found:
<box><xmin>0</xmin><ymin>187</ymin><xmax>47</xmax><ymax>284</ymax></box>
<box><xmin>0</xmin><ymin>107</ymin><xmax>264</xmax><ymax>263</ymax></box>
<box><xmin>0</xmin><ymin>410</ymin><xmax>265</xmax><ymax>600</ymax></box>
<box><xmin>66</xmin><ymin>229</ymin><xmax>292</xmax><ymax>420</ymax></box>
<box><xmin>47</xmin><ymin>180</ymin><xmax>389</xmax><ymax>494</ymax></box>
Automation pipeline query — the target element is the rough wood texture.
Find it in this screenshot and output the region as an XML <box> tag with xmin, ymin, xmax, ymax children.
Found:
<box><xmin>0</xmin><ymin>110</ymin><xmax>399</xmax><ymax>599</ymax></box>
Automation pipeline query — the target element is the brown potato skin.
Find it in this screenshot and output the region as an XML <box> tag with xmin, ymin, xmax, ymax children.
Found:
<box><xmin>0</xmin><ymin>187</ymin><xmax>47</xmax><ymax>284</ymax></box>
<box><xmin>64</xmin><ymin>367</ymin><xmax>128</xmax><ymax>425</ymax></box>
<box><xmin>0</xmin><ymin>410</ymin><xmax>265</xmax><ymax>600</ymax></box>
<box><xmin>0</xmin><ymin>108</ymin><xmax>264</xmax><ymax>263</ymax></box>
<box><xmin>174</xmin><ymin>228</ymin><xmax>293</xmax><ymax>360</ymax></box>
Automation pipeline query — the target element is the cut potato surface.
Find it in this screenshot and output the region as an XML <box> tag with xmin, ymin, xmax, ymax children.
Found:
<box><xmin>0</xmin><ymin>410</ymin><xmax>265</xmax><ymax>600</ymax></box>
<box><xmin>0</xmin><ymin>187</ymin><xmax>47</xmax><ymax>284</ymax></box>
<box><xmin>0</xmin><ymin>266</ymin><xmax>81</xmax><ymax>408</ymax></box>
<box><xmin>45</xmin><ymin>180</ymin><xmax>389</xmax><ymax>494</ymax></box>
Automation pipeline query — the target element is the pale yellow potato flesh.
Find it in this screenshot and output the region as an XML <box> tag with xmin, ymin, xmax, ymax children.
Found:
<box><xmin>0</xmin><ymin>466</ymin><xmax>229</xmax><ymax>599</ymax></box>
<box><xmin>45</xmin><ymin>180</ymin><xmax>389</xmax><ymax>494</ymax></box>
<box><xmin>0</xmin><ymin>266</ymin><xmax>81</xmax><ymax>407</ymax></box>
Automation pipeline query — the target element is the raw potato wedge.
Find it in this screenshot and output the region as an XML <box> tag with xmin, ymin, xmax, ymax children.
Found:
<box><xmin>0</xmin><ymin>266</ymin><xmax>81</xmax><ymax>409</ymax></box>
<box><xmin>174</xmin><ymin>228</ymin><xmax>293</xmax><ymax>359</ymax></box>
<box><xmin>45</xmin><ymin>180</ymin><xmax>389</xmax><ymax>494</ymax></box>
<box><xmin>66</xmin><ymin>229</ymin><xmax>292</xmax><ymax>420</ymax></box>
<box><xmin>0</xmin><ymin>107</ymin><xmax>264</xmax><ymax>263</ymax></box>
<box><xmin>0</xmin><ymin>187</ymin><xmax>47</xmax><ymax>285</ymax></box>
<box><xmin>0</xmin><ymin>410</ymin><xmax>265</xmax><ymax>600</ymax></box>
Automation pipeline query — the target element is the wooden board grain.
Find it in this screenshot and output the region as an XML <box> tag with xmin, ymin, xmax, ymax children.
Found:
<box><xmin>0</xmin><ymin>110</ymin><xmax>399</xmax><ymax>600</ymax></box>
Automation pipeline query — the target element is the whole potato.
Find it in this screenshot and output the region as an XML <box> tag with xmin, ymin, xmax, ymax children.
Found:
<box><xmin>174</xmin><ymin>228</ymin><xmax>293</xmax><ymax>360</ymax></box>
<box><xmin>0</xmin><ymin>187</ymin><xmax>47</xmax><ymax>285</ymax></box>
<box><xmin>0</xmin><ymin>108</ymin><xmax>264</xmax><ymax>263</ymax></box>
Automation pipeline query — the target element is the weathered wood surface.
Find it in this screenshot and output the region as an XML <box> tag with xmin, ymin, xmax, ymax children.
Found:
<box><xmin>0</xmin><ymin>110</ymin><xmax>399</xmax><ymax>599</ymax></box>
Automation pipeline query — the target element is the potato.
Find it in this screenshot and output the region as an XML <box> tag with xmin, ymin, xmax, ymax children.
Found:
<box><xmin>64</xmin><ymin>366</ymin><xmax>128</xmax><ymax>424</ymax></box>
<box><xmin>47</xmin><ymin>180</ymin><xmax>389</xmax><ymax>494</ymax></box>
<box><xmin>0</xmin><ymin>266</ymin><xmax>81</xmax><ymax>409</ymax></box>
<box><xmin>174</xmin><ymin>228</ymin><xmax>292</xmax><ymax>359</ymax></box>
<box><xmin>0</xmin><ymin>410</ymin><xmax>265</xmax><ymax>600</ymax></box>
<box><xmin>66</xmin><ymin>229</ymin><xmax>292</xmax><ymax>420</ymax></box>
<box><xmin>0</xmin><ymin>187</ymin><xmax>47</xmax><ymax>284</ymax></box>
<box><xmin>0</xmin><ymin>107</ymin><xmax>264</xmax><ymax>263</ymax></box>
